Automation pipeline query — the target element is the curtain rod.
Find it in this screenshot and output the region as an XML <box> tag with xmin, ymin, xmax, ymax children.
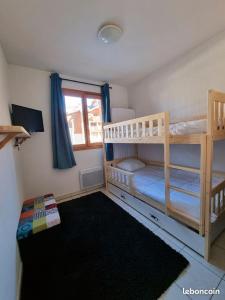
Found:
<box><xmin>61</xmin><ymin>77</ymin><xmax>112</xmax><ymax>89</ymax></box>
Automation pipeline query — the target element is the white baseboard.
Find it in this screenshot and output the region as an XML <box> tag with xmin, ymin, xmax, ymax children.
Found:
<box><xmin>56</xmin><ymin>185</ymin><xmax>104</xmax><ymax>203</ymax></box>
<box><xmin>16</xmin><ymin>262</ymin><xmax>23</xmax><ymax>300</ymax></box>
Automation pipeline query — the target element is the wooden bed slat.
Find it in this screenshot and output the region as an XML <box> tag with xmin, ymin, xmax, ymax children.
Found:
<box><xmin>169</xmin><ymin>185</ymin><xmax>200</xmax><ymax>198</ymax></box>
<box><xmin>168</xmin><ymin>206</ymin><xmax>200</xmax><ymax>231</ymax></box>
<box><xmin>169</xmin><ymin>164</ymin><xmax>200</xmax><ymax>174</ymax></box>
<box><xmin>142</xmin><ymin>121</ymin><xmax>145</xmax><ymax>137</ymax></box>
<box><xmin>214</xmin><ymin>101</ymin><xmax>219</xmax><ymax>131</ymax></box>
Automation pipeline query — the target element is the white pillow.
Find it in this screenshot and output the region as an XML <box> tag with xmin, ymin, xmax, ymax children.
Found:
<box><xmin>117</xmin><ymin>159</ymin><xmax>145</xmax><ymax>172</ymax></box>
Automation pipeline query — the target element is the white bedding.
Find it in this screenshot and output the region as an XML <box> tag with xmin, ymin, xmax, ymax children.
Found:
<box><xmin>129</xmin><ymin>119</ymin><xmax>207</xmax><ymax>136</ymax></box>
<box><xmin>132</xmin><ymin>165</ymin><xmax>224</xmax><ymax>221</ymax></box>
<box><xmin>169</xmin><ymin>119</ymin><xmax>207</xmax><ymax>135</ymax></box>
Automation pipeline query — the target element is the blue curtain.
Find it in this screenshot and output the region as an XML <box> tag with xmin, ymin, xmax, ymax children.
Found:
<box><xmin>101</xmin><ymin>83</ymin><xmax>114</xmax><ymax>161</ymax></box>
<box><xmin>50</xmin><ymin>73</ymin><xmax>76</xmax><ymax>169</ymax></box>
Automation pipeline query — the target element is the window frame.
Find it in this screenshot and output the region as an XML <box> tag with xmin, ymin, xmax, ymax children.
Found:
<box><xmin>63</xmin><ymin>88</ymin><xmax>103</xmax><ymax>151</ymax></box>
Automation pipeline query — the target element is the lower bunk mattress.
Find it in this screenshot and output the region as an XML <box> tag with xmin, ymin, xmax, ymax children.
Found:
<box><xmin>132</xmin><ymin>165</ymin><xmax>224</xmax><ymax>221</ymax></box>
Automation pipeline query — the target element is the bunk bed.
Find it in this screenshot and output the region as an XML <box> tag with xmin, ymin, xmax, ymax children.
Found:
<box><xmin>103</xmin><ymin>89</ymin><xmax>225</xmax><ymax>260</ymax></box>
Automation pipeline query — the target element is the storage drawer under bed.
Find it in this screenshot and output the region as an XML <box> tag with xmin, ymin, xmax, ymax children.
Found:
<box><xmin>108</xmin><ymin>183</ymin><xmax>204</xmax><ymax>255</ymax></box>
<box><xmin>108</xmin><ymin>183</ymin><xmax>167</xmax><ymax>226</ymax></box>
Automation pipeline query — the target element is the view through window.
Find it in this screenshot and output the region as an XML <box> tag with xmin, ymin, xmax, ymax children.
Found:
<box><xmin>64</xmin><ymin>89</ymin><xmax>103</xmax><ymax>150</ymax></box>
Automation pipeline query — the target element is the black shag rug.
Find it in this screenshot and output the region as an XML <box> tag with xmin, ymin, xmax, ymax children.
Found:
<box><xmin>21</xmin><ymin>191</ymin><xmax>188</xmax><ymax>300</ymax></box>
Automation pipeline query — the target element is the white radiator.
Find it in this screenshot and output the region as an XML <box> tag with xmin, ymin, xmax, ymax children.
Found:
<box><xmin>79</xmin><ymin>167</ymin><xmax>104</xmax><ymax>190</ymax></box>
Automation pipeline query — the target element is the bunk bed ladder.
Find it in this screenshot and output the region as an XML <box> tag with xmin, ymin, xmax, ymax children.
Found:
<box><xmin>166</xmin><ymin>135</ymin><xmax>207</xmax><ymax>235</ymax></box>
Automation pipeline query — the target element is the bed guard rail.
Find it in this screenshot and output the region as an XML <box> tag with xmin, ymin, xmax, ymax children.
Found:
<box><xmin>211</xmin><ymin>180</ymin><xmax>225</xmax><ymax>218</ymax></box>
<box><xmin>103</xmin><ymin>112</ymin><xmax>169</xmax><ymax>143</ymax></box>
<box><xmin>208</xmin><ymin>90</ymin><xmax>225</xmax><ymax>138</ymax></box>
<box><xmin>107</xmin><ymin>166</ymin><xmax>134</xmax><ymax>192</ymax></box>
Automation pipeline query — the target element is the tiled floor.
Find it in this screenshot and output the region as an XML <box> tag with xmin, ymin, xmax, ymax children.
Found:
<box><xmin>102</xmin><ymin>189</ymin><xmax>225</xmax><ymax>300</ymax></box>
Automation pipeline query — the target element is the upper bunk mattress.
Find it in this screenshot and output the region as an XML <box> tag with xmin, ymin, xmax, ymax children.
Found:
<box><xmin>132</xmin><ymin>165</ymin><xmax>224</xmax><ymax>221</ymax></box>
<box><xmin>169</xmin><ymin>119</ymin><xmax>207</xmax><ymax>135</ymax></box>
<box><xmin>129</xmin><ymin>119</ymin><xmax>207</xmax><ymax>136</ymax></box>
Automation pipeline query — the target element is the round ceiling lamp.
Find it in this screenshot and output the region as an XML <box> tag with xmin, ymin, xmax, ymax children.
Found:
<box><xmin>98</xmin><ymin>24</ymin><xmax>123</xmax><ymax>44</ymax></box>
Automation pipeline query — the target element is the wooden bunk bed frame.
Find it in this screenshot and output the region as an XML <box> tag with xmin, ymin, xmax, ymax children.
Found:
<box><xmin>103</xmin><ymin>90</ymin><xmax>225</xmax><ymax>260</ymax></box>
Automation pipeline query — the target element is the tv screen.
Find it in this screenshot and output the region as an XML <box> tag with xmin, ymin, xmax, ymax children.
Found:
<box><xmin>11</xmin><ymin>104</ymin><xmax>44</xmax><ymax>133</ymax></box>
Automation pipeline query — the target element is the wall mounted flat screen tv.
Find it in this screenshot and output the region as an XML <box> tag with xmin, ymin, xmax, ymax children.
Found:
<box><xmin>11</xmin><ymin>104</ymin><xmax>44</xmax><ymax>133</ymax></box>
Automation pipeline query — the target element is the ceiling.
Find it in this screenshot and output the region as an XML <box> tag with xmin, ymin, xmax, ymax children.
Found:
<box><xmin>0</xmin><ymin>0</ymin><xmax>225</xmax><ymax>86</ymax></box>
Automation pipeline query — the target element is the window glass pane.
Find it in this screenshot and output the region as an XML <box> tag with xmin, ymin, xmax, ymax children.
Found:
<box><xmin>87</xmin><ymin>98</ymin><xmax>103</xmax><ymax>143</ymax></box>
<box><xmin>65</xmin><ymin>96</ymin><xmax>85</xmax><ymax>145</ymax></box>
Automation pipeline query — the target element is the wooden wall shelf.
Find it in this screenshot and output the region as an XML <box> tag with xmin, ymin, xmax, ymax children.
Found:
<box><xmin>0</xmin><ymin>126</ymin><xmax>30</xmax><ymax>149</ymax></box>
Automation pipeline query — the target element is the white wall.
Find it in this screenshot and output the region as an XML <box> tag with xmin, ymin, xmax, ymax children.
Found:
<box><xmin>0</xmin><ymin>45</ymin><xmax>23</xmax><ymax>300</ymax></box>
<box><xmin>8</xmin><ymin>65</ymin><xmax>129</xmax><ymax>198</ymax></box>
<box><xmin>128</xmin><ymin>32</ymin><xmax>225</xmax><ymax>171</ymax></box>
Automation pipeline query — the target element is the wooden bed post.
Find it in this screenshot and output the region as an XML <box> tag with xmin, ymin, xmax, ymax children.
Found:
<box><xmin>104</xmin><ymin>158</ymin><xmax>109</xmax><ymax>191</ymax></box>
<box><xmin>205</xmin><ymin>136</ymin><xmax>213</xmax><ymax>260</ymax></box>
<box><xmin>103</xmin><ymin>123</ymin><xmax>109</xmax><ymax>191</ymax></box>
<box><xmin>164</xmin><ymin>112</ymin><xmax>170</xmax><ymax>214</ymax></box>
<box><xmin>204</xmin><ymin>90</ymin><xmax>214</xmax><ymax>260</ymax></box>
<box><xmin>199</xmin><ymin>135</ymin><xmax>207</xmax><ymax>235</ymax></box>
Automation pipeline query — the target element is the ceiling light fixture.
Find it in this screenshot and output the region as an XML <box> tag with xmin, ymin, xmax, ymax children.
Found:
<box><xmin>98</xmin><ymin>24</ymin><xmax>123</xmax><ymax>44</ymax></box>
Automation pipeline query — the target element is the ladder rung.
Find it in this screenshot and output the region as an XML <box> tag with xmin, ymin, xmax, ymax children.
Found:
<box><xmin>169</xmin><ymin>164</ymin><xmax>200</xmax><ymax>174</ymax></box>
<box><xmin>169</xmin><ymin>185</ymin><xmax>200</xmax><ymax>198</ymax></box>
<box><xmin>167</xmin><ymin>206</ymin><xmax>200</xmax><ymax>230</ymax></box>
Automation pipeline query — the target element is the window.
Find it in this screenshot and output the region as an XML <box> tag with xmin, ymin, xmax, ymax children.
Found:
<box><xmin>63</xmin><ymin>89</ymin><xmax>103</xmax><ymax>150</ymax></box>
